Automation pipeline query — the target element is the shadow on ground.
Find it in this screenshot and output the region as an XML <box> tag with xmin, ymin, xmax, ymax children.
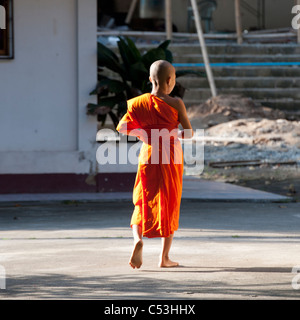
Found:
<box><xmin>2</xmin><ymin>266</ymin><xmax>295</xmax><ymax>300</ymax></box>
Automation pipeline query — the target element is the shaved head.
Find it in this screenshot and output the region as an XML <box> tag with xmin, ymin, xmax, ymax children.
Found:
<box><xmin>149</xmin><ymin>60</ymin><xmax>175</xmax><ymax>86</ymax></box>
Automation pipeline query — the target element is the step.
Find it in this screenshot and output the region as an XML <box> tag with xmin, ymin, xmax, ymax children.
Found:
<box><xmin>104</xmin><ymin>43</ymin><xmax>300</xmax><ymax>112</ymax></box>
<box><xmin>178</xmin><ymin>77</ymin><xmax>300</xmax><ymax>89</ymax></box>
<box><xmin>183</xmin><ymin>88</ymin><xmax>300</xmax><ymax>101</ymax></box>
<box><xmin>183</xmin><ymin>98</ymin><xmax>300</xmax><ymax>110</ymax></box>
<box><xmin>112</xmin><ymin>43</ymin><xmax>300</xmax><ymax>58</ymax></box>
<box><xmin>176</xmin><ymin>66</ymin><xmax>300</xmax><ymax>77</ymax></box>
<box><xmin>135</xmin><ymin>43</ymin><xmax>300</xmax><ymax>55</ymax></box>
<box><xmin>173</xmin><ymin>54</ymin><xmax>300</xmax><ymax>63</ymax></box>
<box><xmin>168</xmin><ymin>43</ymin><xmax>300</xmax><ymax>55</ymax></box>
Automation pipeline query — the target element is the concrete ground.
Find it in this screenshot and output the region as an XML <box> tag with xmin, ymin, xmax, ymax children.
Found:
<box><xmin>0</xmin><ymin>196</ymin><xmax>299</xmax><ymax>300</ymax></box>
<box><xmin>0</xmin><ymin>176</ymin><xmax>291</xmax><ymax>203</ymax></box>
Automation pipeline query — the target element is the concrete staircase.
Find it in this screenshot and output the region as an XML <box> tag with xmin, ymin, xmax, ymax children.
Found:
<box><xmin>171</xmin><ymin>43</ymin><xmax>300</xmax><ymax>110</ymax></box>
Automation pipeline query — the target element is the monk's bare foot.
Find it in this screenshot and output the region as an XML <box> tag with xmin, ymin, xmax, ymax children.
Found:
<box><xmin>159</xmin><ymin>257</ymin><xmax>179</xmax><ymax>268</ymax></box>
<box><xmin>129</xmin><ymin>239</ymin><xmax>143</xmax><ymax>269</ymax></box>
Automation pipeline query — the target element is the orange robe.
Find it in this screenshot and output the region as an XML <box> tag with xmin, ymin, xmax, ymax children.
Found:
<box><xmin>116</xmin><ymin>93</ymin><xmax>183</xmax><ymax>238</ymax></box>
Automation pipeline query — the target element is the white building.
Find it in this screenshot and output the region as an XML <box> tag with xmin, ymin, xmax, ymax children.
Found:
<box><xmin>0</xmin><ymin>0</ymin><xmax>298</xmax><ymax>194</ymax></box>
<box><xmin>0</xmin><ymin>0</ymin><xmax>127</xmax><ymax>193</ymax></box>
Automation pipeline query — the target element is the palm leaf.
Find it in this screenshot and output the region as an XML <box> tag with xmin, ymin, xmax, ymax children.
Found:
<box><xmin>87</xmin><ymin>93</ymin><xmax>126</xmax><ymax>115</ymax></box>
<box><xmin>123</xmin><ymin>37</ymin><xmax>142</xmax><ymax>62</ymax></box>
<box><xmin>97</xmin><ymin>42</ymin><xmax>125</xmax><ymax>77</ymax></box>
<box><xmin>141</xmin><ymin>47</ymin><xmax>166</xmax><ymax>70</ymax></box>
<box><xmin>158</xmin><ymin>40</ymin><xmax>173</xmax><ymax>63</ymax></box>
<box><xmin>158</xmin><ymin>40</ymin><xmax>171</xmax><ymax>50</ymax></box>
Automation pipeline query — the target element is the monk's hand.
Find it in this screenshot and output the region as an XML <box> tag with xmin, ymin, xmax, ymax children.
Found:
<box><xmin>178</xmin><ymin>129</ymin><xmax>193</xmax><ymax>139</ymax></box>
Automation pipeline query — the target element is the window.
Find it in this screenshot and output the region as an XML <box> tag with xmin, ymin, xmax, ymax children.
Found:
<box><xmin>0</xmin><ymin>0</ymin><xmax>13</xmax><ymax>59</ymax></box>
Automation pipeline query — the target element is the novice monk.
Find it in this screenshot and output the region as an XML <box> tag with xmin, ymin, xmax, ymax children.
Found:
<box><xmin>116</xmin><ymin>60</ymin><xmax>193</xmax><ymax>269</ymax></box>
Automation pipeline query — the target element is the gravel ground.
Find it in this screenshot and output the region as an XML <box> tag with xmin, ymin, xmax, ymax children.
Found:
<box><xmin>185</xmin><ymin>94</ymin><xmax>300</xmax><ymax>201</ymax></box>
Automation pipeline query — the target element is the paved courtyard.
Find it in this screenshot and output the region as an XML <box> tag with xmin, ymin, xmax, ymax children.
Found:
<box><xmin>0</xmin><ymin>197</ymin><xmax>299</xmax><ymax>300</ymax></box>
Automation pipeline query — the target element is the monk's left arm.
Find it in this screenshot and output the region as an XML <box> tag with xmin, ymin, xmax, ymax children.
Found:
<box><xmin>177</xmin><ymin>99</ymin><xmax>193</xmax><ymax>139</ymax></box>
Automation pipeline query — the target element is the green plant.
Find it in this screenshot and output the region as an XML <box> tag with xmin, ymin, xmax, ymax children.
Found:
<box><xmin>87</xmin><ymin>37</ymin><xmax>205</xmax><ymax>128</ymax></box>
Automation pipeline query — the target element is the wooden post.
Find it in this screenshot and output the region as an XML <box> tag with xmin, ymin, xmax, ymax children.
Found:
<box><xmin>235</xmin><ymin>0</ymin><xmax>243</xmax><ymax>44</ymax></box>
<box><xmin>190</xmin><ymin>0</ymin><xmax>217</xmax><ymax>97</ymax></box>
<box><xmin>165</xmin><ymin>0</ymin><xmax>172</xmax><ymax>40</ymax></box>
<box><xmin>298</xmin><ymin>0</ymin><xmax>300</xmax><ymax>44</ymax></box>
<box><xmin>125</xmin><ymin>0</ymin><xmax>139</xmax><ymax>25</ymax></box>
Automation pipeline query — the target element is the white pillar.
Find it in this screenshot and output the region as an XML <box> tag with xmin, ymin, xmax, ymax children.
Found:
<box><xmin>76</xmin><ymin>0</ymin><xmax>98</xmax><ymax>152</ymax></box>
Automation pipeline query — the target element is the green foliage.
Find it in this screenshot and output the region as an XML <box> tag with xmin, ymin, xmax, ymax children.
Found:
<box><xmin>87</xmin><ymin>37</ymin><xmax>205</xmax><ymax>127</ymax></box>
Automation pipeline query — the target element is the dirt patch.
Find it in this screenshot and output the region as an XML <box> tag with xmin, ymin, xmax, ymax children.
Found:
<box><xmin>187</xmin><ymin>94</ymin><xmax>287</xmax><ymax>129</ymax></box>
<box><xmin>187</xmin><ymin>94</ymin><xmax>300</xmax><ymax>201</ymax></box>
<box><xmin>205</xmin><ymin>118</ymin><xmax>300</xmax><ymax>148</ymax></box>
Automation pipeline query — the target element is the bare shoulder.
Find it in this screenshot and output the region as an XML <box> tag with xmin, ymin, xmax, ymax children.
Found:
<box><xmin>166</xmin><ymin>95</ymin><xmax>192</xmax><ymax>131</ymax></box>
<box><xmin>164</xmin><ymin>96</ymin><xmax>186</xmax><ymax>113</ymax></box>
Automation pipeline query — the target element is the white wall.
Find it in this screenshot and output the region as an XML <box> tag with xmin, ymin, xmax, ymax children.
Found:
<box><xmin>0</xmin><ymin>0</ymin><xmax>78</xmax><ymax>152</ymax></box>
<box><xmin>0</xmin><ymin>0</ymin><xmax>99</xmax><ymax>174</ymax></box>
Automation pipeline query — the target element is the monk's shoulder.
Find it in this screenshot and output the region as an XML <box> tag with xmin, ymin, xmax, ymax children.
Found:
<box><xmin>127</xmin><ymin>93</ymin><xmax>150</xmax><ymax>111</ymax></box>
<box><xmin>166</xmin><ymin>96</ymin><xmax>185</xmax><ymax>112</ymax></box>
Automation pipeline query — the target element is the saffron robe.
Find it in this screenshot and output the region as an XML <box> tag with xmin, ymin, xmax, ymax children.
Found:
<box><xmin>116</xmin><ymin>93</ymin><xmax>184</xmax><ymax>238</ymax></box>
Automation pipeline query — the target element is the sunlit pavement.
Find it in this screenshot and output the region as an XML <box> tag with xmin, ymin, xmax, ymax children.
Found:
<box><xmin>0</xmin><ymin>199</ymin><xmax>299</xmax><ymax>300</ymax></box>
